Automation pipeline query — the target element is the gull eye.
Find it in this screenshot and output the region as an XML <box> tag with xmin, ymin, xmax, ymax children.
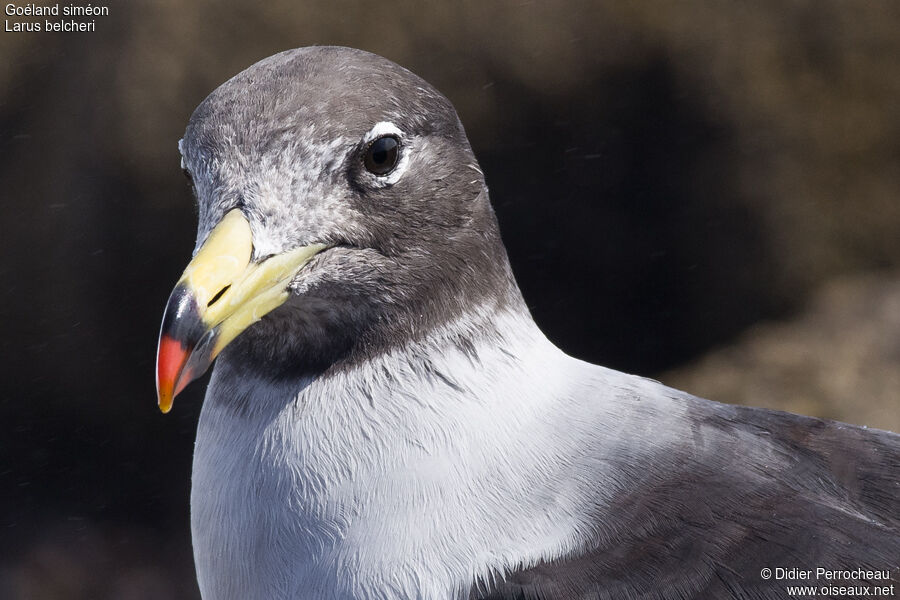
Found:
<box><xmin>363</xmin><ymin>135</ymin><xmax>400</xmax><ymax>176</ymax></box>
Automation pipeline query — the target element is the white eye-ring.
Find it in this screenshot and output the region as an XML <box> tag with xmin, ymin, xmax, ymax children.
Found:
<box><xmin>361</xmin><ymin>122</ymin><xmax>409</xmax><ymax>186</ymax></box>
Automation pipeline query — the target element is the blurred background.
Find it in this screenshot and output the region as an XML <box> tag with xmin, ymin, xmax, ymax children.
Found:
<box><xmin>1</xmin><ymin>1</ymin><xmax>899</xmax><ymax>597</ymax></box>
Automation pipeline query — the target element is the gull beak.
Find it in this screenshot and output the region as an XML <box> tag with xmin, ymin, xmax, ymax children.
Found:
<box><xmin>156</xmin><ymin>210</ymin><xmax>326</xmax><ymax>413</ymax></box>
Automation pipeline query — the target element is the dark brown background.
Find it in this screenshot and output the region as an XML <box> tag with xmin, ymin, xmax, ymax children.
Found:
<box><xmin>1</xmin><ymin>1</ymin><xmax>898</xmax><ymax>597</ymax></box>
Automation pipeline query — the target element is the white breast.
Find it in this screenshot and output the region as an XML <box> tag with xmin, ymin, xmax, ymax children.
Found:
<box><xmin>189</xmin><ymin>308</ymin><xmax>648</xmax><ymax>600</ymax></box>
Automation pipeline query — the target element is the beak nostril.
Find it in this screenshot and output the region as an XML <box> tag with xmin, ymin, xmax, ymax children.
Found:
<box><xmin>207</xmin><ymin>285</ymin><xmax>231</xmax><ymax>307</ymax></box>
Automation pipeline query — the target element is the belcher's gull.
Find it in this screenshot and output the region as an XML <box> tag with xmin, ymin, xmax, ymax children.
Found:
<box><xmin>155</xmin><ymin>47</ymin><xmax>900</xmax><ymax>600</ymax></box>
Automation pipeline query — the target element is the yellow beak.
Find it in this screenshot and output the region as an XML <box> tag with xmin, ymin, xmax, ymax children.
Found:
<box><xmin>155</xmin><ymin>210</ymin><xmax>326</xmax><ymax>413</ymax></box>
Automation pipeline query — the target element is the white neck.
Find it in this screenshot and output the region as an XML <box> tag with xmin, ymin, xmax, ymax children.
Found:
<box><xmin>190</xmin><ymin>305</ymin><xmax>628</xmax><ymax>599</ymax></box>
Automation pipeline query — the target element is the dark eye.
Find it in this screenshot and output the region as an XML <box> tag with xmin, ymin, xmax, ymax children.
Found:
<box><xmin>363</xmin><ymin>135</ymin><xmax>400</xmax><ymax>176</ymax></box>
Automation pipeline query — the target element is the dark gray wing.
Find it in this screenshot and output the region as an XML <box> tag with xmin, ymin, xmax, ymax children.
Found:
<box><xmin>471</xmin><ymin>403</ymin><xmax>900</xmax><ymax>600</ymax></box>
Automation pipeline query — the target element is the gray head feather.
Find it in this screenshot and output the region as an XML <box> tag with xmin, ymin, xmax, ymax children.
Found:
<box><xmin>179</xmin><ymin>46</ymin><xmax>524</xmax><ymax>375</ymax></box>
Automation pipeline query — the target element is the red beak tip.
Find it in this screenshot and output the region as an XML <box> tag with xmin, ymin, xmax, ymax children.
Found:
<box><xmin>156</xmin><ymin>333</ymin><xmax>191</xmax><ymax>414</ymax></box>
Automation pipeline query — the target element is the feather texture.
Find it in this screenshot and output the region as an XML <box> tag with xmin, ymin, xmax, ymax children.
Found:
<box><xmin>176</xmin><ymin>46</ymin><xmax>900</xmax><ymax>600</ymax></box>
<box><xmin>192</xmin><ymin>304</ymin><xmax>899</xmax><ymax>599</ymax></box>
